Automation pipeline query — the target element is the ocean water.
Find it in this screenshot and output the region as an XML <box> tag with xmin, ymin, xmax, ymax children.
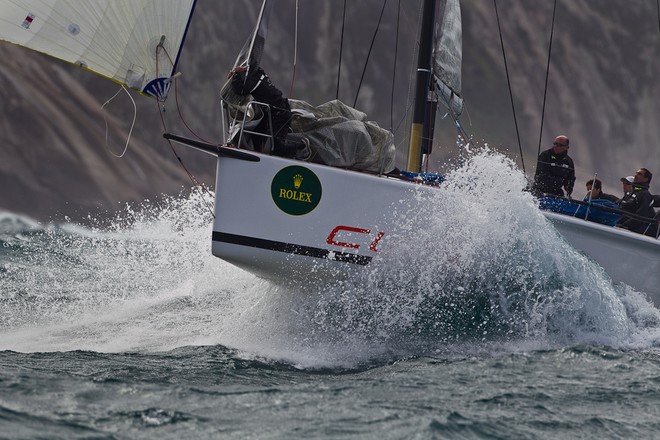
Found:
<box><xmin>2</xmin><ymin>152</ymin><xmax>660</xmax><ymax>439</ymax></box>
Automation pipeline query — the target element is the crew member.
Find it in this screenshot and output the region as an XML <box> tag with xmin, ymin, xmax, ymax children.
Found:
<box><xmin>228</xmin><ymin>64</ymin><xmax>309</xmax><ymax>160</ymax></box>
<box><xmin>532</xmin><ymin>135</ymin><xmax>576</xmax><ymax>198</ymax></box>
<box><xmin>617</xmin><ymin>175</ymin><xmax>655</xmax><ymax>234</ymax></box>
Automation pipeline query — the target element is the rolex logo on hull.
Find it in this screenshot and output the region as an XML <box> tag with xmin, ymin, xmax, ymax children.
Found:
<box><xmin>271</xmin><ymin>166</ymin><xmax>322</xmax><ymax>215</ymax></box>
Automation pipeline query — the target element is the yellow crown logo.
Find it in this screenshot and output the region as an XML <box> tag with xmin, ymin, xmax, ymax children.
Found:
<box><xmin>293</xmin><ymin>174</ymin><xmax>303</xmax><ymax>189</ymax></box>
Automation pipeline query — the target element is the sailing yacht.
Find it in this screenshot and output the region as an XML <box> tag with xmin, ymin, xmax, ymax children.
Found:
<box><xmin>0</xmin><ymin>0</ymin><xmax>658</xmax><ymax>301</ymax></box>
<box><xmin>169</xmin><ymin>0</ymin><xmax>660</xmax><ymax>300</ymax></box>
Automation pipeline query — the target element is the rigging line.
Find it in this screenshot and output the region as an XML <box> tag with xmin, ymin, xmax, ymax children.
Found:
<box><xmin>537</xmin><ymin>0</ymin><xmax>558</xmax><ymax>158</ymax></box>
<box><xmin>441</xmin><ymin>98</ymin><xmax>474</xmax><ymax>151</ymax></box>
<box><xmin>390</xmin><ymin>0</ymin><xmax>401</xmax><ymax>132</ymax></box>
<box><xmin>173</xmin><ymin>74</ymin><xmax>212</xmax><ymax>144</ymax></box>
<box><xmin>160</xmin><ymin>45</ymin><xmax>211</xmax><ymax>143</ymax></box>
<box><xmin>582</xmin><ymin>172</ymin><xmax>598</xmax><ymax>220</ymax></box>
<box><xmin>101</xmin><ymin>84</ymin><xmax>136</xmax><ymax>158</ymax></box>
<box><xmin>392</xmin><ymin>100</ymin><xmax>415</xmax><ymax>136</ymax></box>
<box><xmin>168</xmin><ymin>84</ymin><xmax>216</xmax><ymax>214</ymax></box>
<box><xmin>336</xmin><ymin>0</ymin><xmax>347</xmax><ymax>100</ymax></box>
<box><xmin>157</xmin><ymin>98</ymin><xmax>216</xmax><ymax>218</ymax></box>
<box><xmin>353</xmin><ymin>0</ymin><xmax>388</xmax><ymax>108</ymax></box>
<box><xmin>155</xmin><ymin>46</ymin><xmax>215</xmax><ymax>217</ymax></box>
<box><xmin>289</xmin><ymin>0</ymin><xmax>299</xmax><ymax>97</ymax></box>
<box><xmin>493</xmin><ymin>0</ymin><xmax>526</xmax><ymax>175</ymax></box>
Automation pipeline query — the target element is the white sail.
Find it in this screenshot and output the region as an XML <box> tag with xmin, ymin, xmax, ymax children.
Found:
<box><xmin>0</xmin><ymin>0</ymin><xmax>196</xmax><ymax>99</ymax></box>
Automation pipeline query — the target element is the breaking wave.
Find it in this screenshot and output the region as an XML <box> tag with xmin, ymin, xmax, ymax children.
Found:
<box><xmin>1</xmin><ymin>152</ymin><xmax>659</xmax><ymax>368</ymax></box>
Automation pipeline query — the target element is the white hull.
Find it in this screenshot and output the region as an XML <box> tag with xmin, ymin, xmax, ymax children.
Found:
<box><xmin>212</xmin><ymin>147</ymin><xmax>660</xmax><ymax>300</ymax></box>
<box><xmin>542</xmin><ymin>211</ymin><xmax>660</xmax><ymax>303</ymax></box>
<box><xmin>212</xmin><ymin>148</ymin><xmax>426</xmax><ymax>282</ymax></box>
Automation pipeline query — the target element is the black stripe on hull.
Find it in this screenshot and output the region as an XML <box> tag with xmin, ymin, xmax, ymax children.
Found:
<box><xmin>212</xmin><ymin>232</ymin><xmax>372</xmax><ymax>266</ymax></box>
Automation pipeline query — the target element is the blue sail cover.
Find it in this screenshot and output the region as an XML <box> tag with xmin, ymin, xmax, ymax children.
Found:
<box><xmin>539</xmin><ymin>197</ymin><xmax>622</xmax><ymax>226</ymax></box>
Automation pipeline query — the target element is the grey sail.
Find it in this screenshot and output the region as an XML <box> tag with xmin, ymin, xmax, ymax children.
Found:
<box><xmin>434</xmin><ymin>0</ymin><xmax>464</xmax><ymax>116</ymax></box>
<box><xmin>232</xmin><ymin>0</ymin><xmax>274</xmax><ymax>69</ymax></box>
<box><xmin>220</xmin><ymin>0</ymin><xmax>274</xmax><ymax>107</ymax></box>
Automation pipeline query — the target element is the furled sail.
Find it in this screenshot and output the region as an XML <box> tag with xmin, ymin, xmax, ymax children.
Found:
<box><xmin>232</xmin><ymin>0</ymin><xmax>273</xmax><ymax>70</ymax></box>
<box><xmin>0</xmin><ymin>0</ymin><xmax>196</xmax><ymax>100</ymax></box>
<box><xmin>434</xmin><ymin>0</ymin><xmax>463</xmax><ymax>116</ymax></box>
<box><xmin>220</xmin><ymin>0</ymin><xmax>274</xmax><ymax>107</ymax></box>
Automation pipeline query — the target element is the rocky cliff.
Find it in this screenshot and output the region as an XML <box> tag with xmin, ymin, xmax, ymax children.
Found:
<box><xmin>1</xmin><ymin>0</ymin><xmax>658</xmax><ymax>221</ymax></box>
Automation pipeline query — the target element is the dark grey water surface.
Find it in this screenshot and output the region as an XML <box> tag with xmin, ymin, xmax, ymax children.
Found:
<box><xmin>2</xmin><ymin>347</ymin><xmax>660</xmax><ymax>439</ymax></box>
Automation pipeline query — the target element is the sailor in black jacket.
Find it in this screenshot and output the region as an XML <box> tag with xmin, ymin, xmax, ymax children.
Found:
<box><xmin>228</xmin><ymin>65</ymin><xmax>299</xmax><ymax>157</ymax></box>
<box><xmin>617</xmin><ymin>175</ymin><xmax>656</xmax><ymax>234</ymax></box>
<box><xmin>532</xmin><ymin>135</ymin><xmax>576</xmax><ymax>198</ymax></box>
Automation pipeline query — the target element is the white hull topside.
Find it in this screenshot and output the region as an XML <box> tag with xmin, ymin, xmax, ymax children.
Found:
<box><xmin>541</xmin><ymin>211</ymin><xmax>660</xmax><ymax>300</ymax></box>
<box><xmin>211</xmin><ymin>147</ymin><xmax>660</xmax><ymax>301</ymax></box>
<box><xmin>212</xmin><ymin>149</ymin><xmax>415</xmax><ymax>281</ymax></box>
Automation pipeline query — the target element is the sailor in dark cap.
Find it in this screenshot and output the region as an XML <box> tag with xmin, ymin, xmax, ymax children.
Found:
<box><xmin>617</xmin><ymin>174</ymin><xmax>655</xmax><ymax>234</ymax></box>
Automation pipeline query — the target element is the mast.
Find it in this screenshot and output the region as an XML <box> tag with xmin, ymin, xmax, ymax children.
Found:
<box><xmin>406</xmin><ymin>0</ymin><xmax>437</xmax><ymax>173</ymax></box>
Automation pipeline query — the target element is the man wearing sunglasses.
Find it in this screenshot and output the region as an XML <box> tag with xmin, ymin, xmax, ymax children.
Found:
<box><xmin>532</xmin><ymin>135</ymin><xmax>576</xmax><ymax>199</ymax></box>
